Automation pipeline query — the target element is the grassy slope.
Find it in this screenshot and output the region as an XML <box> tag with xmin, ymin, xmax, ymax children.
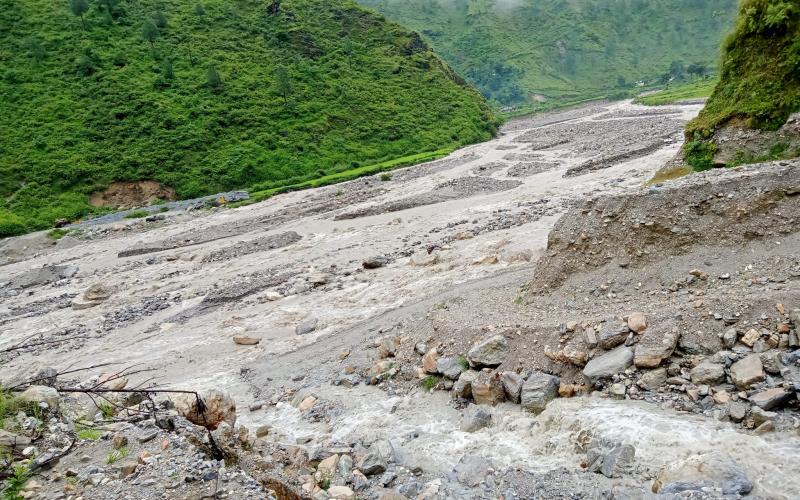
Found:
<box><xmin>358</xmin><ymin>0</ymin><xmax>738</xmax><ymax>107</ymax></box>
<box><xmin>686</xmin><ymin>0</ymin><xmax>800</xmax><ymax>136</ymax></box>
<box><xmin>0</xmin><ymin>0</ymin><xmax>497</xmax><ymax>235</ymax></box>
<box><xmin>634</xmin><ymin>78</ymin><xmax>718</xmax><ymax>106</ymax></box>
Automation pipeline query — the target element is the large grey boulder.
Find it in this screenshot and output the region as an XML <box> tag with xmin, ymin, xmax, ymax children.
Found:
<box><xmin>501</xmin><ymin>371</ymin><xmax>523</xmax><ymax>403</ymax></box>
<box><xmin>520</xmin><ymin>372</ymin><xmax>559</xmax><ymax>413</ymax></box>
<box><xmin>652</xmin><ymin>452</ymin><xmax>752</xmax><ymax>496</ymax></box>
<box><xmin>436</xmin><ymin>357</ymin><xmax>466</xmax><ymax>380</ymax></box>
<box><xmin>583</xmin><ymin>346</ymin><xmax>634</xmax><ymax>382</ymax></box>
<box><xmin>729</xmin><ymin>354</ymin><xmax>765</xmax><ymax>389</ymax></box>
<box><xmin>467</xmin><ymin>335</ymin><xmax>508</xmax><ymax>368</ymax></box>
<box><xmin>690</xmin><ymin>359</ymin><xmax>725</xmax><ymax>385</ymax></box>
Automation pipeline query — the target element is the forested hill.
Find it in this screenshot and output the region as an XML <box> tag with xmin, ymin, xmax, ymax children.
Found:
<box><xmin>0</xmin><ymin>0</ymin><xmax>496</xmax><ymax>235</ymax></box>
<box><xmin>358</xmin><ymin>0</ymin><xmax>739</xmax><ymax>107</ymax></box>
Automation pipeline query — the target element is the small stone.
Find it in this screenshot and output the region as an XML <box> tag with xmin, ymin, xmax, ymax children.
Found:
<box><xmin>117</xmin><ymin>461</ymin><xmax>138</xmax><ymax>478</ymax></box>
<box><xmin>740</xmin><ymin>328</ymin><xmax>761</xmax><ymax>347</ymax></box>
<box><xmin>653</xmin><ymin>452</ymin><xmax>752</xmax><ymax>495</ymax></box>
<box><xmin>19</xmin><ymin>386</ymin><xmax>59</xmax><ymax>410</ymax></box>
<box><xmin>112</xmin><ymin>434</ymin><xmax>128</xmax><ymax>449</ymax></box>
<box><xmin>298</xmin><ymin>396</ymin><xmax>317</xmax><ymax>412</ymax></box>
<box><xmin>362</xmin><ymin>257</ymin><xmax>388</xmax><ymax>269</ymax></box>
<box><xmin>637</xmin><ymin>368</ymin><xmax>667</xmax><ymax>391</ymax></box>
<box><xmin>256</xmin><ymin>425</ymin><xmax>270</xmax><ymax>438</ymax></box>
<box><xmin>328</xmin><ymin>485</ymin><xmax>355</xmax><ymax>499</ymax></box>
<box><xmin>318</xmin><ymin>454</ymin><xmax>340</xmax><ymax>480</ymax></box>
<box><xmin>728</xmin><ymin>402</ymin><xmax>747</xmax><ymax>422</ymax></box>
<box><xmin>233</xmin><ymin>335</ymin><xmax>261</xmax><ymax>345</ymax></box>
<box><xmin>627</xmin><ymin>312</ymin><xmax>647</xmax><ymax>333</ymax></box>
<box><xmin>422</xmin><ymin>348</ymin><xmax>439</xmax><ymax>374</ymax></box>
<box><xmin>690</xmin><ymin>359</ymin><xmax>725</xmax><ymax>385</ymax></box>
<box><xmin>722</xmin><ymin>328</ymin><xmax>737</xmax><ymax>349</ymax></box>
<box><xmin>634</xmin><ymin>327</ymin><xmax>680</xmax><ymax>368</ymax></box>
<box><xmin>713</xmin><ymin>390</ymin><xmax>731</xmax><ymax>404</ymax></box>
<box><xmin>137</xmin><ymin>429</ymin><xmax>158</xmax><ymax>443</ymax></box>
<box><xmin>452</xmin><ymin>370</ymin><xmax>479</xmax><ymax>399</ymax></box>
<box><xmin>296</xmin><ymin>317</ymin><xmax>319</xmax><ymax>335</ymax></box>
<box><xmin>753</xmin><ymin>421</ymin><xmax>775</xmax><ymax>435</ymax></box>
<box><xmin>609</xmin><ymin>383</ymin><xmax>626</xmax><ymax>399</ymax></box>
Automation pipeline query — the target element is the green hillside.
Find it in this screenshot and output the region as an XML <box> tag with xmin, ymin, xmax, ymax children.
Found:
<box><xmin>358</xmin><ymin>0</ymin><xmax>738</xmax><ymax>108</ymax></box>
<box><xmin>687</xmin><ymin>0</ymin><xmax>800</xmax><ymax>136</ymax></box>
<box><xmin>0</xmin><ymin>0</ymin><xmax>497</xmax><ymax>236</ymax></box>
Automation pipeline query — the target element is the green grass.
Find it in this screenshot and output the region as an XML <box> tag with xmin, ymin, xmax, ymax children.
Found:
<box><xmin>359</xmin><ymin>0</ymin><xmax>737</xmax><ymax>108</ymax></box>
<box><xmin>1</xmin><ymin>463</ymin><xmax>30</xmax><ymax>500</ymax></box>
<box><xmin>0</xmin><ymin>0</ymin><xmax>497</xmax><ymax>236</ymax></box>
<box><xmin>456</xmin><ymin>356</ymin><xmax>469</xmax><ymax>371</ymax></box>
<box><xmin>77</xmin><ymin>428</ymin><xmax>103</xmax><ymax>441</ymax></box>
<box><xmin>421</xmin><ymin>375</ymin><xmax>441</xmax><ymax>391</ymax></box>
<box><xmin>123</xmin><ymin>210</ymin><xmax>150</xmax><ymax>219</ymax></box>
<box><xmin>106</xmin><ymin>446</ymin><xmax>128</xmax><ymax>464</ymax></box>
<box><xmin>635</xmin><ymin>78</ymin><xmax>718</xmax><ymax>106</ymax></box>
<box><xmin>0</xmin><ymin>387</ymin><xmax>24</xmax><ymax>425</ymax></box>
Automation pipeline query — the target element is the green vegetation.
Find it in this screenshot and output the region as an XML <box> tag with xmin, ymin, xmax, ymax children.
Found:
<box><xmin>123</xmin><ymin>210</ymin><xmax>150</xmax><ymax>219</ymax></box>
<box><xmin>359</xmin><ymin>0</ymin><xmax>738</xmax><ymax>109</ymax></box>
<box><xmin>687</xmin><ymin>0</ymin><xmax>800</xmax><ymax>137</ymax></box>
<box><xmin>727</xmin><ymin>141</ymin><xmax>800</xmax><ymax>167</ymax></box>
<box><xmin>421</xmin><ymin>375</ymin><xmax>442</xmax><ymax>391</ymax></box>
<box><xmin>0</xmin><ymin>0</ymin><xmax>497</xmax><ymax>236</ymax></box>
<box><xmin>106</xmin><ymin>446</ymin><xmax>128</xmax><ymax>464</ymax></box>
<box><xmin>634</xmin><ymin>78</ymin><xmax>718</xmax><ymax>106</ymax></box>
<box><xmin>77</xmin><ymin>427</ymin><xmax>103</xmax><ymax>441</ymax></box>
<box><xmin>0</xmin><ymin>388</ymin><xmax>24</xmax><ymax>425</ymax></box>
<box><xmin>1</xmin><ymin>463</ymin><xmax>30</xmax><ymax>500</ymax></box>
<box><xmin>684</xmin><ymin>140</ymin><xmax>718</xmax><ymax>171</ymax></box>
<box><xmin>456</xmin><ymin>356</ymin><xmax>469</xmax><ymax>370</ymax></box>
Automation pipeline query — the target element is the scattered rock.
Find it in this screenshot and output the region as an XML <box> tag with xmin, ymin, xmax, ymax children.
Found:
<box><xmin>598</xmin><ymin>324</ymin><xmax>628</xmax><ymax>350</ymax></box>
<box><xmin>583</xmin><ymin>346</ymin><xmax>634</xmax><ymax>382</ymax></box>
<box><xmin>501</xmin><ymin>371</ymin><xmax>523</xmax><ymax>403</ymax></box>
<box><xmin>422</xmin><ymin>348</ymin><xmax>439</xmax><ymax>374</ymax></box>
<box><xmin>296</xmin><ymin>316</ymin><xmax>319</xmax><ymax>335</ymax></box>
<box><xmin>652</xmin><ymin>452</ymin><xmax>752</xmax><ymax>495</ymax></box>
<box><xmin>467</xmin><ymin>335</ymin><xmax>508</xmax><ymax>368</ymax></box>
<box><xmin>722</xmin><ymin>328</ymin><xmax>737</xmax><ymax>349</ymax></box>
<box><xmin>634</xmin><ymin>327</ymin><xmax>680</xmax><ymax>368</ymax></box>
<box><xmin>452</xmin><ymin>370</ymin><xmax>479</xmax><ymax>399</ymax></box>
<box><xmin>173</xmin><ymin>389</ymin><xmax>236</xmax><ymax>430</ymax></box>
<box><xmin>471</xmin><ymin>371</ymin><xmax>505</xmax><ymax>406</ymax></box>
<box><xmin>233</xmin><ymin>335</ymin><xmax>261</xmax><ymax>346</ymax></box>
<box><xmin>328</xmin><ymin>485</ymin><xmax>355</xmax><ymax>499</ymax></box>
<box><xmin>729</xmin><ymin>354</ymin><xmax>765</xmax><ymax>389</ymax></box>
<box><xmin>627</xmin><ymin>312</ymin><xmax>647</xmax><ymax>333</ymax></box>
<box><xmin>436</xmin><ymin>357</ymin><xmax>466</xmax><ymax>380</ymax></box>
<box><xmin>740</xmin><ymin>328</ymin><xmax>761</xmax><ymax>347</ymax></box>
<box><xmin>637</xmin><ymin>368</ymin><xmax>667</xmax><ymax>390</ymax></box>
<box><xmin>750</xmin><ymin>388</ymin><xmax>793</xmax><ymax>410</ymax></box>
<box><xmin>461</xmin><ymin>405</ymin><xmax>492</xmax><ymax>432</ymax></box>
<box><xmin>690</xmin><ymin>359</ymin><xmax>725</xmax><ymax>385</ymax></box>
<box><xmin>520</xmin><ymin>372</ymin><xmax>559</xmax><ymax>413</ymax></box>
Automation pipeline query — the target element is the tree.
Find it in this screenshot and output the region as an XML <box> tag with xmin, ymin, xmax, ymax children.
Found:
<box><xmin>153</xmin><ymin>11</ymin><xmax>168</xmax><ymax>29</ymax></box>
<box><xmin>141</xmin><ymin>20</ymin><xmax>160</xmax><ymax>49</ymax></box>
<box><xmin>687</xmin><ymin>62</ymin><xmax>707</xmax><ymax>79</ymax></box>
<box><xmin>23</xmin><ymin>37</ymin><xmax>46</xmax><ymax>62</ymax></box>
<box><xmin>194</xmin><ymin>3</ymin><xmax>206</xmax><ymax>16</ymax></box>
<box><xmin>274</xmin><ymin>66</ymin><xmax>291</xmax><ymax>105</ymax></box>
<box><xmin>207</xmin><ymin>65</ymin><xmax>222</xmax><ymax>90</ymax></box>
<box><xmin>668</xmin><ymin>60</ymin><xmax>685</xmax><ymax>79</ymax></box>
<box><xmin>69</xmin><ymin>0</ymin><xmax>89</xmax><ymax>29</ymax></box>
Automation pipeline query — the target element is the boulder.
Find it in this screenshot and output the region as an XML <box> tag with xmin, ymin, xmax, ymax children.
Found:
<box><xmin>328</xmin><ymin>485</ymin><xmax>355</xmax><ymax>499</ymax></box>
<box><xmin>583</xmin><ymin>346</ymin><xmax>634</xmax><ymax>382</ymax></box>
<box><xmin>173</xmin><ymin>389</ymin><xmax>236</xmax><ymax>430</ymax></box>
<box><xmin>627</xmin><ymin>312</ymin><xmax>647</xmax><ymax>333</ymax></box>
<box><xmin>652</xmin><ymin>452</ymin><xmax>752</xmax><ymax>495</ymax></box>
<box><xmin>722</xmin><ymin>328</ymin><xmax>737</xmax><ymax>349</ymax></box>
<box><xmin>750</xmin><ymin>388</ymin><xmax>793</xmax><ymax>410</ymax></box>
<box><xmin>362</xmin><ymin>256</ymin><xmax>389</xmax><ymax>269</ymax></box>
<box><xmin>740</xmin><ymin>328</ymin><xmax>761</xmax><ymax>347</ymax></box>
<box><xmin>471</xmin><ymin>371</ymin><xmax>505</xmax><ymax>406</ymax></box>
<box><xmin>729</xmin><ymin>354</ymin><xmax>764</xmax><ymax>389</ymax></box>
<box><xmin>637</xmin><ymin>368</ymin><xmax>667</xmax><ymax>391</ymax></box>
<box><xmin>634</xmin><ymin>327</ymin><xmax>679</xmax><ymax>368</ymax></box>
<box><xmin>454</xmin><ymin>454</ymin><xmax>492</xmax><ymax>488</ymax></box>
<box><xmin>520</xmin><ymin>372</ymin><xmax>560</xmax><ymax>413</ymax></box>
<box><xmin>452</xmin><ymin>370</ymin><xmax>479</xmax><ymax>399</ymax></box>
<box><xmin>467</xmin><ymin>335</ymin><xmax>508</xmax><ymax>368</ymax></box>
<box><xmin>598</xmin><ymin>324</ymin><xmax>628</xmax><ymax>350</ymax></box>
<box><xmin>318</xmin><ymin>454</ymin><xmax>340</xmax><ymax>479</ymax></box>
<box><xmin>436</xmin><ymin>357</ymin><xmax>466</xmax><ymax>380</ymax></box>
<box><xmin>422</xmin><ymin>348</ymin><xmax>439</xmax><ymax>374</ymax></box>
<box><xmin>295</xmin><ymin>316</ymin><xmax>319</xmax><ymax>335</ymax></box>
<box><xmin>501</xmin><ymin>371</ymin><xmax>523</xmax><ymax>403</ymax></box>
<box><xmin>460</xmin><ymin>405</ymin><xmax>492</xmax><ymax>432</ymax></box>
<box><xmin>689</xmin><ymin>360</ymin><xmax>725</xmax><ymax>385</ymax></box>
<box><xmin>358</xmin><ymin>441</ymin><xmax>392</xmax><ymax>476</ymax></box>
<box><xmin>19</xmin><ymin>385</ymin><xmax>60</xmax><ymax>410</ymax></box>
<box><xmin>0</xmin><ymin>430</ymin><xmax>31</xmax><ymax>449</ymax></box>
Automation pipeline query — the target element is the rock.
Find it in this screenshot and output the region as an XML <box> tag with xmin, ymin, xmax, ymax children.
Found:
<box><xmin>753</xmin><ymin>420</ymin><xmax>775</xmax><ymax>435</ymax></box>
<box><xmin>471</xmin><ymin>371</ymin><xmax>505</xmax><ymax>406</ymax></box>
<box><xmin>609</xmin><ymin>383</ymin><xmax>626</xmax><ymax>399</ymax></box>
<box><xmin>298</xmin><ymin>396</ymin><xmax>317</xmax><ymax>412</ymax></box>
<box><xmin>296</xmin><ymin>317</ymin><xmax>319</xmax><ymax>335</ymax></box>
<box><xmin>652</xmin><ymin>452</ymin><xmax>752</xmax><ymax>495</ymax></box>
<box><xmin>584</xmin><ymin>329</ymin><xmax>599</xmax><ymax>349</ymax></box>
<box><xmin>436</xmin><ymin>357</ymin><xmax>466</xmax><ymax>380</ymax></box>
<box><xmin>520</xmin><ymin>372</ymin><xmax>559</xmax><ymax>413</ymax></box>
<box><xmin>586</xmin><ymin>440</ymin><xmax>635</xmax><ymax>478</ymax></box>
<box><xmin>583</xmin><ymin>346</ymin><xmax>634</xmax><ymax>382</ymax></box>
<box><xmin>0</xmin><ymin>430</ymin><xmax>31</xmax><ymax>448</ymax></box>
<box><xmin>690</xmin><ymin>360</ymin><xmax>725</xmax><ymax>385</ymax></box>
<box><xmin>328</xmin><ymin>485</ymin><xmax>355</xmax><ymax>499</ymax></box>
<box><xmin>501</xmin><ymin>371</ymin><xmax>523</xmax><ymax>403</ymax></box>
<box><xmin>722</xmin><ymin>328</ymin><xmax>737</xmax><ymax>349</ymax></box>
<box><xmin>256</xmin><ymin>425</ymin><xmax>270</xmax><ymax>438</ymax></box>
<box><xmin>598</xmin><ymin>324</ymin><xmax>628</xmax><ymax>350</ymax></box>
<box><xmin>729</xmin><ymin>354</ymin><xmax>765</xmax><ymax>389</ymax></box>
<box><xmin>467</xmin><ymin>335</ymin><xmax>508</xmax><ymax>368</ymax></box>
<box><xmin>19</xmin><ymin>385</ymin><xmax>59</xmax><ymax>410</ymax></box>
<box><xmin>362</xmin><ymin>256</ymin><xmax>389</xmax><ymax>269</ymax></box>
<box><xmin>98</xmin><ymin>371</ymin><xmax>128</xmax><ymax>390</ymax></box>
<box><xmin>627</xmin><ymin>312</ymin><xmax>647</xmax><ymax>333</ymax></box>
<box><xmin>454</xmin><ymin>454</ymin><xmax>492</xmax><ymax>488</ymax></box>
<box><xmin>117</xmin><ymin>461</ymin><xmax>138</xmax><ymax>478</ymax></box>
<box><xmin>461</xmin><ymin>405</ymin><xmax>492</xmax><ymax>432</ymax></box>
<box><xmin>318</xmin><ymin>454</ymin><xmax>339</xmax><ymax>479</ymax></box>
<box><xmin>637</xmin><ymin>368</ymin><xmax>667</xmax><ymax>390</ymax></box>
<box><xmin>112</xmin><ymin>434</ymin><xmax>128</xmax><ymax>449</ymax></box>
<box><xmin>634</xmin><ymin>327</ymin><xmax>680</xmax><ymax>368</ymax></box>
<box><xmin>750</xmin><ymin>406</ymin><xmax>776</xmax><ymax>426</ymax></box>
<box><xmin>414</xmin><ymin>342</ymin><xmax>427</xmax><ymax>356</ymax></box>
<box><xmin>351</xmin><ymin>470</ymin><xmax>368</xmax><ymax>491</ymax></box>
<box><xmin>84</xmin><ymin>283</ymin><xmax>114</xmax><ymax>302</ymax></box>
<box><xmin>173</xmin><ymin>389</ymin><xmax>236</xmax><ymax>430</ymax></box>
<box><xmin>750</xmin><ymin>388</ymin><xmax>793</xmax><ymax>410</ymax></box>
<box><xmin>410</xmin><ymin>250</ymin><xmax>439</xmax><ymax>266</ymax></box>
<box><xmin>740</xmin><ymin>328</ymin><xmax>761</xmax><ymax>347</ymax></box>
<box><xmin>452</xmin><ymin>370</ymin><xmax>479</xmax><ymax>399</ymax></box>
<box><xmin>358</xmin><ymin>442</ymin><xmax>390</xmax><ymax>476</ymax></box>
<box><xmin>422</xmin><ymin>348</ymin><xmax>439</xmax><ymax>374</ymax></box>
<box><xmin>137</xmin><ymin>429</ymin><xmax>158</xmax><ymax>443</ymax></box>
<box><xmin>728</xmin><ymin>402</ymin><xmax>747</xmax><ymax>422</ymax></box>
<box><xmin>34</xmin><ymin>367</ymin><xmax>58</xmax><ymax>387</ymax></box>
<box><xmin>233</xmin><ymin>335</ymin><xmax>261</xmax><ymax>345</ymax></box>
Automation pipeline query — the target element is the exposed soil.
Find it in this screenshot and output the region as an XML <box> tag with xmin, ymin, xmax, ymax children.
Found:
<box><xmin>89</xmin><ymin>181</ymin><xmax>177</xmax><ymax>209</ymax></box>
